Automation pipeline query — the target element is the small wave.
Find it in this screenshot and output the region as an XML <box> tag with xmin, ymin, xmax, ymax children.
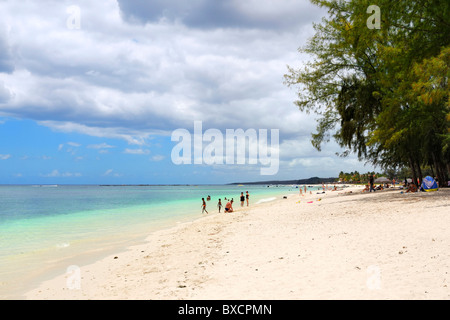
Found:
<box><xmin>255</xmin><ymin>197</ymin><xmax>277</xmax><ymax>204</ymax></box>
<box><xmin>56</xmin><ymin>243</ymin><xmax>70</xmax><ymax>249</ymax></box>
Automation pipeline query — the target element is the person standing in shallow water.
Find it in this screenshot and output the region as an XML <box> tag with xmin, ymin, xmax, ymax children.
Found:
<box><xmin>201</xmin><ymin>198</ymin><xmax>208</xmax><ymax>214</ymax></box>
<box><xmin>245</xmin><ymin>191</ymin><xmax>249</xmax><ymax>206</ymax></box>
<box><xmin>217</xmin><ymin>199</ymin><xmax>222</xmax><ymax>213</ymax></box>
<box><xmin>240</xmin><ymin>192</ymin><xmax>245</xmax><ymax>207</ymax></box>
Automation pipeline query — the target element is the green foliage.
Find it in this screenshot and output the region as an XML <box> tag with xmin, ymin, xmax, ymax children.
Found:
<box><xmin>285</xmin><ymin>0</ymin><xmax>450</xmax><ymax>185</ymax></box>
<box><xmin>338</xmin><ymin>170</ymin><xmax>384</xmax><ymax>183</ymax></box>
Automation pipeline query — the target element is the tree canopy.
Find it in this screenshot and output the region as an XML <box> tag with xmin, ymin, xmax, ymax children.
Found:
<box><xmin>285</xmin><ymin>0</ymin><xmax>450</xmax><ymax>186</ymax></box>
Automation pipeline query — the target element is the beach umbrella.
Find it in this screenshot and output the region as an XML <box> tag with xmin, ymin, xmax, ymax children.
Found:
<box><xmin>374</xmin><ymin>176</ymin><xmax>391</xmax><ymax>183</ymax></box>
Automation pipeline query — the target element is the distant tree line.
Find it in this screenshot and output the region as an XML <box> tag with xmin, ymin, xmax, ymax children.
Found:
<box><xmin>337</xmin><ymin>171</ymin><xmax>380</xmax><ymax>184</ymax></box>
<box><xmin>337</xmin><ymin>166</ymin><xmax>437</xmax><ymax>184</ymax></box>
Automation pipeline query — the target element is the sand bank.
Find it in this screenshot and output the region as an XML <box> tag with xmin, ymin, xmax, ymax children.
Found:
<box><xmin>25</xmin><ymin>186</ymin><xmax>450</xmax><ymax>299</ymax></box>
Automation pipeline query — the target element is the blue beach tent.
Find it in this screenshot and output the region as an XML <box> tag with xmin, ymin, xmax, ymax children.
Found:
<box><xmin>421</xmin><ymin>176</ymin><xmax>438</xmax><ymax>192</ymax></box>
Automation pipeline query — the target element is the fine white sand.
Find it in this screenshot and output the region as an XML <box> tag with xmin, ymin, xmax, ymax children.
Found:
<box><xmin>25</xmin><ymin>186</ymin><xmax>450</xmax><ymax>300</ymax></box>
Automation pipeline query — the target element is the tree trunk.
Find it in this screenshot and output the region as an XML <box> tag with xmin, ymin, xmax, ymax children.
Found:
<box><xmin>430</xmin><ymin>163</ymin><xmax>436</xmax><ymax>178</ymax></box>
<box><xmin>439</xmin><ymin>160</ymin><xmax>448</xmax><ymax>188</ymax></box>
<box><xmin>432</xmin><ymin>152</ymin><xmax>447</xmax><ymax>188</ymax></box>
<box><xmin>409</xmin><ymin>155</ymin><xmax>418</xmax><ymax>187</ymax></box>
<box><xmin>416</xmin><ymin>159</ymin><xmax>423</xmax><ymax>186</ymax></box>
<box><xmin>447</xmin><ymin>162</ymin><xmax>450</xmax><ymax>181</ymax></box>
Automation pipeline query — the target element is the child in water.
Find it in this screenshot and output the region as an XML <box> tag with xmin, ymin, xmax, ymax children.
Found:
<box><xmin>217</xmin><ymin>199</ymin><xmax>222</xmax><ymax>213</ymax></box>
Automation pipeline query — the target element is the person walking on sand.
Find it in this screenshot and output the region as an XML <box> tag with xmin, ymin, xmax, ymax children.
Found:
<box><xmin>240</xmin><ymin>192</ymin><xmax>245</xmax><ymax>207</ymax></box>
<box><xmin>217</xmin><ymin>199</ymin><xmax>222</xmax><ymax>213</ymax></box>
<box><xmin>201</xmin><ymin>198</ymin><xmax>208</xmax><ymax>214</ymax></box>
<box><xmin>369</xmin><ymin>174</ymin><xmax>374</xmax><ymax>192</ymax></box>
<box><xmin>245</xmin><ymin>191</ymin><xmax>249</xmax><ymax>206</ymax></box>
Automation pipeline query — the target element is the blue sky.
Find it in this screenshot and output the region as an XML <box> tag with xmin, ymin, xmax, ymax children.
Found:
<box><xmin>0</xmin><ymin>1</ymin><xmax>376</xmax><ymax>184</ymax></box>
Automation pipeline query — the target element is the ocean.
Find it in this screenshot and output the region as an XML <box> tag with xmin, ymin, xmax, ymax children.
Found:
<box><xmin>0</xmin><ymin>184</ymin><xmax>313</xmax><ymax>299</ymax></box>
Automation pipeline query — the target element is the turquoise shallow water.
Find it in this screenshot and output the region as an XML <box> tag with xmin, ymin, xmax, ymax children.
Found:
<box><xmin>0</xmin><ymin>184</ymin><xmax>312</xmax><ymax>298</ymax></box>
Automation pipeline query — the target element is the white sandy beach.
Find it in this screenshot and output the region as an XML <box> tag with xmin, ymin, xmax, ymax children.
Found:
<box><xmin>25</xmin><ymin>185</ymin><xmax>450</xmax><ymax>300</ymax></box>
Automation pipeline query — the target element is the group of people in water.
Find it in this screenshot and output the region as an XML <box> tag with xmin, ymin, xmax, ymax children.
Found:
<box><xmin>201</xmin><ymin>191</ymin><xmax>249</xmax><ymax>214</ymax></box>
<box><xmin>299</xmin><ymin>184</ymin><xmax>338</xmax><ymax>195</ymax></box>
